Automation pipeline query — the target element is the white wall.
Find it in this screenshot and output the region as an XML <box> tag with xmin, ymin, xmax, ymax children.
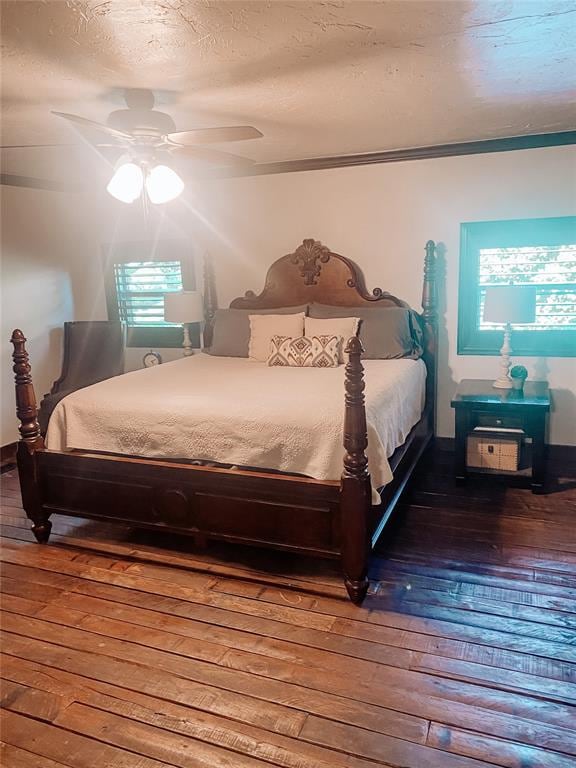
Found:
<box><xmin>1</xmin><ymin>188</ymin><xmax>77</xmax><ymax>444</ymax></box>
<box><xmin>196</xmin><ymin>145</ymin><xmax>576</xmax><ymax>444</ymax></box>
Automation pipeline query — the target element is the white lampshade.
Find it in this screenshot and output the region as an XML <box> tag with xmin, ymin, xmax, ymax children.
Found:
<box><xmin>483</xmin><ymin>285</ymin><xmax>537</xmax><ymax>325</ymax></box>
<box><xmin>146</xmin><ymin>165</ymin><xmax>184</xmax><ymax>204</ymax></box>
<box><xmin>164</xmin><ymin>291</ymin><xmax>204</xmax><ymax>324</ymax></box>
<box><xmin>106</xmin><ymin>162</ymin><xmax>144</xmax><ymax>204</ymax></box>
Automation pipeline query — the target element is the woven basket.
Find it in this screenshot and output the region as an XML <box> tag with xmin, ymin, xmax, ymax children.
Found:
<box><xmin>467</xmin><ymin>431</ymin><xmax>521</xmax><ymax>471</ymax></box>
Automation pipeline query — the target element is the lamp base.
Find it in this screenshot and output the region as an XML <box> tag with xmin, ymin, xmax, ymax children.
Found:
<box><xmin>182</xmin><ymin>323</ymin><xmax>194</xmax><ymax>357</ymax></box>
<box><xmin>493</xmin><ymin>323</ymin><xmax>513</xmax><ymax>390</ymax></box>
<box><xmin>493</xmin><ymin>376</ymin><xmax>513</xmax><ymax>389</ymax></box>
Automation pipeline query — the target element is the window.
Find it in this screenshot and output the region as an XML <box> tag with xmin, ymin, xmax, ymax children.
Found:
<box><xmin>104</xmin><ymin>241</ymin><xmax>199</xmax><ymax>348</ymax></box>
<box><xmin>458</xmin><ymin>217</ymin><xmax>576</xmax><ymax>357</ymax></box>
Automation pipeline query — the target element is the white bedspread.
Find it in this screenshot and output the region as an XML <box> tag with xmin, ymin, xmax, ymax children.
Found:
<box><xmin>46</xmin><ymin>354</ymin><xmax>426</xmax><ymax>502</ymax></box>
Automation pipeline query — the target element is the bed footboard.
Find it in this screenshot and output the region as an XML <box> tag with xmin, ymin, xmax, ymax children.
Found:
<box><xmin>10</xmin><ymin>328</ymin><xmax>372</xmax><ymax>604</ymax></box>
<box><xmin>9</xmin><ymin>328</ymin><xmax>343</xmax><ymax>552</ymax></box>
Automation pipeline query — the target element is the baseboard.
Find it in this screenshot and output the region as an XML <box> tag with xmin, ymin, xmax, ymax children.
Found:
<box><xmin>1</xmin><ymin>441</ymin><xmax>17</xmax><ymax>470</ymax></box>
<box><xmin>548</xmin><ymin>444</ymin><xmax>576</xmax><ymax>466</ymax></box>
<box><xmin>433</xmin><ymin>436</ymin><xmax>455</xmax><ymax>453</ymax></box>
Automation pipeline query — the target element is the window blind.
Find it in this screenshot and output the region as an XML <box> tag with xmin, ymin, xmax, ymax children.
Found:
<box><xmin>113</xmin><ymin>261</ymin><xmax>183</xmax><ymax>327</ymax></box>
<box><xmin>478</xmin><ymin>244</ymin><xmax>576</xmax><ymax>332</ymax></box>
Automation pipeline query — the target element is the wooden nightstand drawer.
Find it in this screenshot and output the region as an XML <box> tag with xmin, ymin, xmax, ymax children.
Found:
<box><xmin>474</xmin><ymin>412</ymin><xmax>524</xmax><ymax>430</ymax></box>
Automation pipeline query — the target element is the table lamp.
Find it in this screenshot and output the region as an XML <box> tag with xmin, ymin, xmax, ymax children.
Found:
<box><xmin>164</xmin><ymin>290</ymin><xmax>204</xmax><ymax>356</ymax></box>
<box><xmin>483</xmin><ymin>285</ymin><xmax>536</xmax><ymax>389</ymax></box>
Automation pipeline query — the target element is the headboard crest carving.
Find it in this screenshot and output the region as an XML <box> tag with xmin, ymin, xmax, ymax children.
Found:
<box><xmin>290</xmin><ymin>239</ymin><xmax>331</xmax><ymax>285</ymax></box>
<box><xmin>228</xmin><ymin>238</ymin><xmax>410</xmax><ymax>311</ymax></box>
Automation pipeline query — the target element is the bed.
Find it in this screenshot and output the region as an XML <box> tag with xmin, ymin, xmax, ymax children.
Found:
<box><xmin>11</xmin><ymin>238</ymin><xmax>437</xmax><ymax>603</ymax></box>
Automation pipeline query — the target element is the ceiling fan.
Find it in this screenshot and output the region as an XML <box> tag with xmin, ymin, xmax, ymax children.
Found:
<box><xmin>2</xmin><ymin>89</ymin><xmax>263</xmax><ymax>201</ymax></box>
<box><xmin>53</xmin><ymin>89</ymin><xmax>262</xmax><ymax>165</ymax></box>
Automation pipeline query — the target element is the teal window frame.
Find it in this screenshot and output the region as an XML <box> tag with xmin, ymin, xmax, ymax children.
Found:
<box><xmin>458</xmin><ymin>216</ymin><xmax>576</xmax><ymax>357</ymax></box>
<box><xmin>103</xmin><ymin>241</ymin><xmax>200</xmax><ymax>349</ymax></box>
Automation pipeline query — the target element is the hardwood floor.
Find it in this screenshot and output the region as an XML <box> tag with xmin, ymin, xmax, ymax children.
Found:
<box><xmin>1</xmin><ymin>447</ymin><xmax>575</xmax><ymax>768</ymax></box>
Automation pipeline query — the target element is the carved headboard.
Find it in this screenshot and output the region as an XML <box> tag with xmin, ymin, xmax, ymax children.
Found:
<box><xmin>228</xmin><ymin>239</ymin><xmax>409</xmax><ymax>310</ymax></box>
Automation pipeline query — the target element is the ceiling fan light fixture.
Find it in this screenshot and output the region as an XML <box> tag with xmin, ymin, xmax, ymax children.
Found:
<box><xmin>145</xmin><ymin>164</ymin><xmax>184</xmax><ymax>204</ymax></box>
<box><xmin>106</xmin><ymin>161</ymin><xmax>144</xmax><ymax>203</ymax></box>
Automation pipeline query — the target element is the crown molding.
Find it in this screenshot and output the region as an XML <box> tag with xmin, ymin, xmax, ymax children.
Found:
<box><xmin>2</xmin><ymin>131</ymin><xmax>574</xmax><ymax>190</ymax></box>
<box><xmin>225</xmin><ymin>130</ymin><xmax>576</xmax><ymax>178</ymax></box>
<box><xmin>0</xmin><ymin>173</ymin><xmax>78</xmax><ymax>192</ymax></box>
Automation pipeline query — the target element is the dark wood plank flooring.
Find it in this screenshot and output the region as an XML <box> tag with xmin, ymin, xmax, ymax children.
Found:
<box><xmin>1</xmin><ymin>447</ymin><xmax>575</xmax><ymax>767</ymax></box>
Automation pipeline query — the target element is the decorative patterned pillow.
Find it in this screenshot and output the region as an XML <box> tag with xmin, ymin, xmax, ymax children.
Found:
<box><xmin>268</xmin><ymin>335</ymin><xmax>342</xmax><ymax>367</ymax></box>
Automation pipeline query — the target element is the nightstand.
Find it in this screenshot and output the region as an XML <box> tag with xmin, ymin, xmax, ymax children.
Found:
<box><xmin>451</xmin><ymin>379</ymin><xmax>551</xmax><ymax>493</ymax></box>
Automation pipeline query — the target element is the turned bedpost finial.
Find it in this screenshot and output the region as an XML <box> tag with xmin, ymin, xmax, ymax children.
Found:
<box><xmin>203</xmin><ymin>253</ymin><xmax>218</xmax><ymax>348</ymax></box>
<box><xmin>342</xmin><ymin>335</ymin><xmax>369</xmax><ymax>481</ymax></box>
<box><xmin>422</xmin><ymin>240</ymin><xmax>437</xmax><ymax>325</ymax></box>
<box><xmin>10</xmin><ymin>329</ymin><xmax>43</xmax><ymax>446</ymax></box>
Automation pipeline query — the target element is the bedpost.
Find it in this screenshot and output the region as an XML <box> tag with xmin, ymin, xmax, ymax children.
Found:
<box><xmin>341</xmin><ymin>336</ymin><xmax>371</xmax><ymax>605</ymax></box>
<box><xmin>422</xmin><ymin>240</ymin><xmax>438</xmax><ymax>433</ymax></box>
<box><xmin>11</xmin><ymin>330</ymin><xmax>43</xmax><ymax>447</ymax></box>
<box><xmin>202</xmin><ymin>253</ymin><xmax>217</xmax><ymax>349</ymax></box>
<box><xmin>10</xmin><ymin>330</ymin><xmax>51</xmax><ymax>543</ymax></box>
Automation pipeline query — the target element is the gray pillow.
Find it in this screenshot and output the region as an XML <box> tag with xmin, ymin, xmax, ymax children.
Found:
<box><xmin>308</xmin><ymin>303</ymin><xmax>424</xmax><ymax>359</ymax></box>
<box><xmin>208</xmin><ymin>305</ymin><xmax>308</xmax><ymax>357</ymax></box>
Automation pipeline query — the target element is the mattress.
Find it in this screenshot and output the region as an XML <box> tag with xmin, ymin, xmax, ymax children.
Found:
<box><xmin>46</xmin><ymin>353</ymin><xmax>426</xmax><ymax>503</ymax></box>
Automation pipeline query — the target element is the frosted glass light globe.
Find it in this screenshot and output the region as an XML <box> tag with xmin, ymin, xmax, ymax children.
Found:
<box><xmin>106</xmin><ymin>162</ymin><xmax>144</xmax><ymax>203</ymax></box>
<box><xmin>145</xmin><ymin>165</ymin><xmax>184</xmax><ymax>204</ymax></box>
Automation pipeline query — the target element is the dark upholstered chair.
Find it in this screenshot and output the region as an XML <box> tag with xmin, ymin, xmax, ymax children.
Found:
<box><xmin>39</xmin><ymin>321</ymin><xmax>126</xmax><ymax>435</ymax></box>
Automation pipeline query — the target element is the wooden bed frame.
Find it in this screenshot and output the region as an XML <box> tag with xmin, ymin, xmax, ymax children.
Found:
<box><xmin>10</xmin><ymin>239</ymin><xmax>437</xmax><ymax>604</ymax></box>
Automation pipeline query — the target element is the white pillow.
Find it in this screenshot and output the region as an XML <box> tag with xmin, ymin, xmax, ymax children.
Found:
<box><xmin>248</xmin><ymin>313</ymin><xmax>305</xmax><ymax>362</ymax></box>
<box><xmin>304</xmin><ymin>316</ymin><xmax>360</xmax><ymax>361</ymax></box>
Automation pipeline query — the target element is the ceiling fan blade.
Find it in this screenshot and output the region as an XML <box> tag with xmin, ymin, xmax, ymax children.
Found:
<box><xmin>52</xmin><ymin>112</ymin><xmax>134</xmax><ymax>141</ymax></box>
<box><xmin>173</xmin><ymin>145</ymin><xmax>255</xmax><ymax>167</ymax></box>
<box><xmin>166</xmin><ymin>126</ymin><xmax>263</xmax><ymax>146</ymax></box>
<box><xmin>1</xmin><ymin>144</ymin><xmax>75</xmax><ymax>149</ymax></box>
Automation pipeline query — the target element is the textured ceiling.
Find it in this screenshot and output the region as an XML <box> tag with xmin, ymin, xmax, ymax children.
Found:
<box><xmin>1</xmin><ymin>0</ymin><xmax>575</xmax><ymax>171</ymax></box>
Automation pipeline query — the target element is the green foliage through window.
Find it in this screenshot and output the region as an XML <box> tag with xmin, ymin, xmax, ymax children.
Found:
<box><xmin>458</xmin><ymin>217</ymin><xmax>576</xmax><ymax>357</ymax></box>
<box><xmin>478</xmin><ymin>245</ymin><xmax>576</xmax><ymax>332</ymax></box>
<box><xmin>103</xmin><ymin>241</ymin><xmax>198</xmax><ymax>349</ymax></box>
<box><xmin>113</xmin><ymin>261</ymin><xmax>184</xmax><ymax>327</ymax></box>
